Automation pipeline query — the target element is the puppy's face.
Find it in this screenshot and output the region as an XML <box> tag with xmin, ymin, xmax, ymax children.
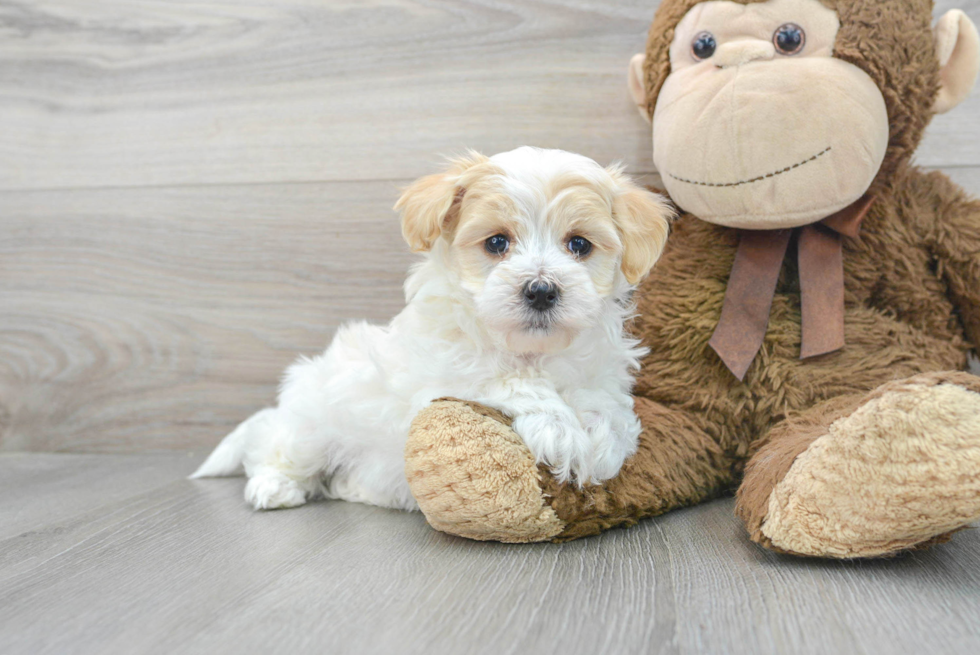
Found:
<box><xmin>395</xmin><ymin>147</ymin><xmax>673</xmax><ymax>354</ymax></box>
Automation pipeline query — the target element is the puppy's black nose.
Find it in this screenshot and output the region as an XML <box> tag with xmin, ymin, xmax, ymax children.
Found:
<box><xmin>523</xmin><ymin>280</ymin><xmax>559</xmax><ymax>312</ymax></box>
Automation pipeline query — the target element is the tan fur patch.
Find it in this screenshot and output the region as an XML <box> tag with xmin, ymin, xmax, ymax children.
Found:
<box><xmin>609</xmin><ymin>176</ymin><xmax>673</xmax><ymax>283</ymax></box>
<box><xmin>394</xmin><ymin>152</ymin><xmax>498</xmax><ymax>252</ymax></box>
<box><xmin>761</xmin><ymin>380</ymin><xmax>980</xmax><ymax>558</ymax></box>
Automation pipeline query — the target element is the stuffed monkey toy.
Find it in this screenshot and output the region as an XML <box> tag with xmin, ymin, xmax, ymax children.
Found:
<box><xmin>402</xmin><ymin>0</ymin><xmax>980</xmax><ymax>558</ymax></box>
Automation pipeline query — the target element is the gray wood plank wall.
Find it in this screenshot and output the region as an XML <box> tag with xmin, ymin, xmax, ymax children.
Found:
<box><xmin>1</xmin><ymin>0</ymin><xmax>978</xmax><ymax>452</ymax></box>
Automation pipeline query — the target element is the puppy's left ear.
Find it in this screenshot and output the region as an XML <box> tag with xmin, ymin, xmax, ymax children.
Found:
<box><xmin>610</xmin><ymin>171</ymin><xmax>673</xmax><ymax>284</ymax></box>
<box><xmin>395</xmin><ymin>152</ymin><xmax>489</xmax><ymax>252</ymax></box>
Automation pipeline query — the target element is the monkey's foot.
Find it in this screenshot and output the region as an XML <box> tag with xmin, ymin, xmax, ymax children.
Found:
<box><xmin>755</xmin><ymin>372</ymin><xmax>980</xmax><ymax>558</ymax></box>
<box><xmin>404</xmin><ymin>399</ymin><xmax>564</xmax><ymax>543</ymax></box>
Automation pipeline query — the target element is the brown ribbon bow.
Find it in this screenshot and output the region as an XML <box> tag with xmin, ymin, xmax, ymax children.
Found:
<box><xmin>708</xmin><ymin>195</ymin><xmax>875</xmax><ymax>381</ymax></box>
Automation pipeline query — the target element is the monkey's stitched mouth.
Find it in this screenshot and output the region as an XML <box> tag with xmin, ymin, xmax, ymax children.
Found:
<box><xmin>666</xmin><ymin>146</ymin><xmax>832</xmax><ymax>188</ymax></box>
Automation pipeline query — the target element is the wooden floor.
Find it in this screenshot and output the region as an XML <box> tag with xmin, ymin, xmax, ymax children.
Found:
<box><xmin>1</xmin><ymin>452</ymin><xmax>979</xmax><ymax>655</ymax></box>
<box><xmin>2</xmin><ymin>1</ymin><xmax>980</xmax><ymax>653</ymax></box>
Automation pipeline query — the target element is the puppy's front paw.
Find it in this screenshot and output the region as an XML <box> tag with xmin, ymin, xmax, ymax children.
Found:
<box><xmin>512</xmin><ymin>411</ymin><xmax>597</xmax><ymax>485</ymax></box>
<box><xmin>244</xmin><ymin>471</ymin><xmax>308</xmax><ymax>510</ymax></box>
<box><xmin>577</xmin><ymin>409</ymin><xmax>640</xmax><ymax>482</ymax></box>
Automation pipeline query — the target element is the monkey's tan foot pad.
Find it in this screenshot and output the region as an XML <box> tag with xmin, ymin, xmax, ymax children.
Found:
<box><xmin>405</xmin><ymin>398</ymin><xmax>564</xmax><ymax>543</ymax></box>
<box><xmin>762</xmin><ymin>373</ymin><xmax>980</xmax><ymax>558</ymax></box>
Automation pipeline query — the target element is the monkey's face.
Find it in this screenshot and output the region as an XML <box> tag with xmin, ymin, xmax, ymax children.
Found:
<box><xmin>651</xmin><ymin>0</ymin><xmax>889</xmax><ymax>229</ymax></box>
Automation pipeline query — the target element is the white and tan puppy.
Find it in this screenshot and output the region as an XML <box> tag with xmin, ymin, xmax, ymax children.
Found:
<box><xmin>191</xmin><ymin>147</ymin><xmax>672</xmax><ymax>511</ymax></box>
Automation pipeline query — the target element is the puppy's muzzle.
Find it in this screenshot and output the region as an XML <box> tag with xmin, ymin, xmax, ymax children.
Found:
<box><xmin>523</xmin><ymin>280</ymin><xmax>560</xmax><ymax>312</ymax></box>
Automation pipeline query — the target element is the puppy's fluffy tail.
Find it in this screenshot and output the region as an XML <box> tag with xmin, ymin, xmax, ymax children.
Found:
<box><xmin>189</xmin><ymin>408</ymin><xmax>274</xmax><ymax>478</ymax></box>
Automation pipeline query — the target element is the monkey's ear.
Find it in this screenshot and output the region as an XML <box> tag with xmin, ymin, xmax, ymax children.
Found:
<box><xmin>610</xmin><ymin>172</ymin><xmax>674</xmax><ymax>285</ymax></box>
<box><xmin>933</xmin><ymin>9</ymin><xmax>980</xmax><ymax>114</ymax></box>
<box><xmin>394</xmin><ymin>152</ymin><xmax>488</xmax><ymax>252</ymax></box>
<box><xmin>627</xmin><ymin>53</ymin><xmax>652</xmax><ymax>124</ymax></box>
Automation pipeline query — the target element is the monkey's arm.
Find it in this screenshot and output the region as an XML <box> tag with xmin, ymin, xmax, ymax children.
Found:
<box><xmin>404</xmin><ymin>396</ymin><xmax>734</xmax><ymax>542</ymax></box>
<box><xmin>911</xmin><ymin>169</ymin><xmax>980</xmax><ymax>350</ymax></box>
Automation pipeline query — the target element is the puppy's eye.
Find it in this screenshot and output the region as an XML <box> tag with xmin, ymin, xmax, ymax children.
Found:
<box><xmin>567</xmin><ymin>236</ymin><xmax>593</xmax><ymax>257</ymax></box>
<box><xmin>773</xmin><ymin>23</ymin><xmax>805</xmax><ymax>55</ymax></box>
<box><xmin>485</xmin><ymin>234</ymin><xmax>509</xmax><ymax>255</ymax></box>
<box><xmin>691</xmin><ymin>31</ymin><xmax>717</xmax><ymax>60</ymax></box>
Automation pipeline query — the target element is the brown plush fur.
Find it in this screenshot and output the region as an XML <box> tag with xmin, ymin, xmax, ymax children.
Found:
<box><xmin>538</xmin><ymin>397</ymin><xmax>732</xmax><ymax>541</ymax></box>
<box><xmin>403</xmin><ymin>0</ymin><xmax>980</xmax><ymax>556</ymax></box>
<box><xmin>531</xmin><ymin>159</ymin><xmax>978</xmax><ymax>544</ymax></box>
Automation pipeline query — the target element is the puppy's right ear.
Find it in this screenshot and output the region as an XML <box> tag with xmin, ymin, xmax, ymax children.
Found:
<box><xmin>608</xmin><ymin>168</ymin><xmax>674</xmax><ymax>285</ymax></box>
<box><xmin>395</xmin><ymin>152</ymin><xmax>489</xmax><ymax>252</ymax></box>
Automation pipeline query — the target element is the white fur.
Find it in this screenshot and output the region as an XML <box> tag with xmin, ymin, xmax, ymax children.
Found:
<box><xmin>191</xmin><ymin>147</ymin><xmax>664</xmax><ymax>511</ymax></box>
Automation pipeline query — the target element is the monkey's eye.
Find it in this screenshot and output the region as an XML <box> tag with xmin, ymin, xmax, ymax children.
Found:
<box><xmin>691</xmin><ymin>31</ymin><xmax>717</xmax><ymax>60</ymax></box>
<box><xmin>485</xmin><ymin>234</ymin><xmax>509</xmax><ymax>255</ymax></box>
<box><xmin>773</xmin><ymin>23</ymin><xmax>805</xmax><ymax>55</ymax></box>
<box><xmin>567</xmin><ymin>236</ymin><xmax>593</xmax><ymax>257</ymax></box>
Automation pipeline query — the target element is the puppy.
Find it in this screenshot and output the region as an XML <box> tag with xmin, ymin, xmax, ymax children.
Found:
<box><xmin>191</xmin><ymin>147</ymin><xmax>672</xmax><ymax>511</ymax></box>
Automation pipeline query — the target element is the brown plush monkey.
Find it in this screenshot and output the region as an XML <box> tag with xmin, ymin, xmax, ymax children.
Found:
<box><xmin>402</xmin><ymin>0</ymin><xmax>980</xmax><ymax>558</ymax></box>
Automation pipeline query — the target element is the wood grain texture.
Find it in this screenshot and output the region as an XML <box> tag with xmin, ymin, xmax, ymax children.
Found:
<box><xmin>0</xmin><ymin>0</ymin><xmax>977</xmax><ymax>191</ymax></box>
<box><xmin>0</xmin><ymin>451</ymin><xmax>197</xmax><ymax>540</ymax></box>
<box><xmin>0</xmin><ymin>0</ymin><xmax>658</xmax><ymax>190</ymax></box>
<box><xmin>1</xmin><ymin>453</ymin><xmax>979</xmax><ymax>655</ymax></box>
<box><xmin>0</xmin><ymin>182</ymin><xmax>416</xmax><ymax>452</ymax></box>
